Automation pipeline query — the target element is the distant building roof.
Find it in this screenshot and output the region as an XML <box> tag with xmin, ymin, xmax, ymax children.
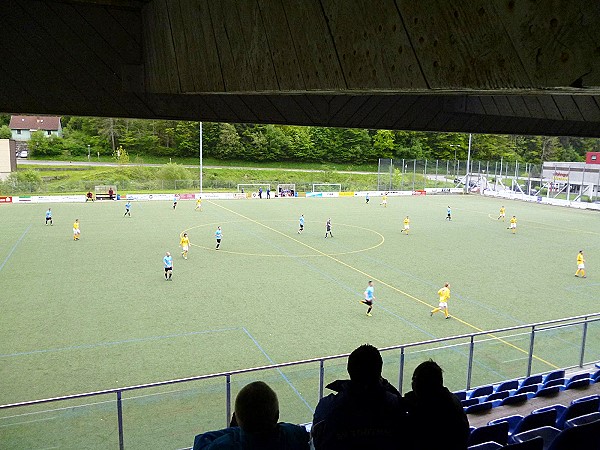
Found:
<box><xmin>9</xmin><ymin>116</ymin><xmax>61</xmax><ymax>131</ymax></box>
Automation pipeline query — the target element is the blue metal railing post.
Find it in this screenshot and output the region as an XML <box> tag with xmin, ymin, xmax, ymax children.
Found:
<box><xmin>319</xmin><ymin>360</ymin><xmax>325</xmax><ymax>400</ymax></box>
<box><xmin>580</xmin><ymin>318</ymin><xmax>589</xmax><ymax>368</ymax></box>
<box><xmin>398</xmin><ymin>347</ymin><xmax>405</xmax><ymax>394</ymax></box>
<box><xmin>117</xmin><ymin>390</ymin><xmax>124</xmax><ymax>450</ymax></box>
<box><xmin>527</xmin><ymin>326</ymin><xmax>536</xmax><ymax>376</ymax></box>
<box><xmin>225</xmin><ymin>374</ymin><xmax>231</xmax><ymax>427</ymax></box>
<box><xmin>467</xmin><ymin>336</ymin><xmax>475</xmax><ymax>390</ymax></box>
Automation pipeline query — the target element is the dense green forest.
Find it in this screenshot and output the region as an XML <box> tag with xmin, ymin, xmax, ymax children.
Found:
<box><xmin>1</xmin><ymin>114</ymin><xmax>598</xmax><ymax>164</ymax></box>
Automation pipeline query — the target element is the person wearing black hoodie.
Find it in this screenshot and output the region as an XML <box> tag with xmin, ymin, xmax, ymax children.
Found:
<box><xmin>312</xmin><ymin>344</ymin><xmax>410</xmax><ymax>449</ymax></box>
<box><xmin>404</xmin><ymin>359</ymin><xmax>470</xmax><ymax>450</ymax></box>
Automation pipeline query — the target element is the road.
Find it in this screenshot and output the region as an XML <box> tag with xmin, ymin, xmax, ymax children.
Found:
<box><xmin>17</xmin><ymin>159</ymin><xmax>374</xmax><ymax>175</ymax></box>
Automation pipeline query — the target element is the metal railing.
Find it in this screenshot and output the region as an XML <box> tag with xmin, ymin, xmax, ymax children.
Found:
<box><xmin>1</xmin><ymin>313</ymin><xmax>599</xmax><ymax>449</ymax></box>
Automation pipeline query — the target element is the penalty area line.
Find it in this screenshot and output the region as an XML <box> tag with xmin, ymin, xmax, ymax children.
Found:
<box><xmin>242</xmin><ymin>327</ymin><xmax>314</xmax><ymax>413</ymax></box>
<box><xmin>0</xmin><ymin>224</ymin><xmax>32</xmax><ymax>273</ymax></box>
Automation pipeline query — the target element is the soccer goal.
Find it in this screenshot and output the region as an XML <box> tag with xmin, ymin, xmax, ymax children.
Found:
<box><xmin>237</xmin><ymin>184</ymin><xmax>271</xmax><ymax>198</ymax></box>
<box><xmin>312</xmin><ymin>183</ymin><xmax>342</xmax><ymax>193</ymax></box>
<box><xmin>277</xmin><ymin>184</ymin><xmax>296</xmax><ymax>197</ymax></box>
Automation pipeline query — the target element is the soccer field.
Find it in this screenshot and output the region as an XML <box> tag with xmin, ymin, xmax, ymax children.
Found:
<box><xmin>1</xmin><ymin>194</ymin><xmax>599</xmax><ymax>448</ymax></box>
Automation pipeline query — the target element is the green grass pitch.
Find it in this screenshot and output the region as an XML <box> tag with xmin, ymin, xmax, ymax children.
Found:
<box><xmin>1</xmin><ymin>194</ymin><xmax>599</xmax><ymax>449</ymax></box>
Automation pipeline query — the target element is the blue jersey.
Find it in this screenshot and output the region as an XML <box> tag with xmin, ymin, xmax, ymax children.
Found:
<box><xmin>447</xmin><ymin>207</ymin><xmax>451</xmax><ymax>215</ymax></box>
<box><xmin>365</xmin><ymin>286</ymin><xmax>374</xmax><ymax>300</ymax></box>
<box><xmin>215</xmin><ymin>229</ymin><xmax>222</xmax><ymax>239</ymax></box>
<box><xmin>125</xmin><ymin>202</ymin><xmax>131</xmax><ymax>209</ymax></box>
<box><xmin>299</xmin><ymin>216</ymin><xmax>304</xmax><ymax>226</ymax></box>
<box><xmin>45</xmin><ymin>210</ymin><xmax>52</xmax><ymax>218</ymax></box>
<box><xmin>163</xmin><ymin>255</ymin><xmax>173</xmax><ymax>268</ymax></box>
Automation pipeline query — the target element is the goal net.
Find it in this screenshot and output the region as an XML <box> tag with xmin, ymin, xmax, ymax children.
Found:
<box><xmin>312</xmin><ymin>183</ymin><xmax>342</xmax><ymax>192</ymax></box>
<box><xmin>237</xmin><ymin>184</ymin><xmax>271</xmax><ymax>198</ymax></box>
<box><xmin>277</xmin><ymin>184</ymin><xmax>296</xmax><ymax>197</ymax></box>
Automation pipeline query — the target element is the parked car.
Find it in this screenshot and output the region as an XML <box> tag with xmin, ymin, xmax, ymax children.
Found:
<box><xmin>18</xmin><ymin>150</ymin><xmax>28</xmax><ymax>158</ymax></box>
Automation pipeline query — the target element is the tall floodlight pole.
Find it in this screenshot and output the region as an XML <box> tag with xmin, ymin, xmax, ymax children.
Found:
<box><xmin>464</xmin><ymin>133</ymin><xmax>472</xmax><ymax>193</ymax></box>
<box><xmin>199</xmin><ymin>122</ymin><xmax>203</xmax><ymax>194</ymax></box>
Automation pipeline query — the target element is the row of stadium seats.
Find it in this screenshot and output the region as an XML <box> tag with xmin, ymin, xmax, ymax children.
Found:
<box><xmin>454</xmin><ymin>369</ymin><xmax>600</xmax><ymax>414</ymax></box>
<box><xmin>466</xmin><ymin>394</ymin><xmax>600</xmax><ymax>449</ymax></box>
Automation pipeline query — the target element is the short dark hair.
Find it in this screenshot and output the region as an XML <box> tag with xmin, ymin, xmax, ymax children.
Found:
<box><xmin>412</xmin><ymin>359</ymin><xmax>443</xmax><ymax>394</ymax></box>
<box><xmin>347</xmin><ymin>344</ymin><xmax>383</xmax><ymax>385</ymax></box>
<box><xmin>234</xmin><ymin>381</ymin><xmax>279</xmax><ymax>433</ymax></box>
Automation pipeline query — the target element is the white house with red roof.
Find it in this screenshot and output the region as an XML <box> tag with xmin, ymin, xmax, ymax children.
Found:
<box><xmin>9</xmin><ymin>116</ymin><xmax>62</xmax><ymax>141</ymax></box>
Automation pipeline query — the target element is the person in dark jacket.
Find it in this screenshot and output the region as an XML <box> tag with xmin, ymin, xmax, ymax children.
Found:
<box><xmin>312</xmin><ymin>344</ymin><xmax>410</xmax><ymax>449</ymax></box>
<box><xmin>404</xmin><ymin>359</ymin><xmax>470</xmax><ymax>450</ymax></box>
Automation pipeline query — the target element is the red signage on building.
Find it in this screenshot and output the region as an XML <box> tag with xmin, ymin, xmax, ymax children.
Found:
<box><xmin>0</xmin><ymin>196</ymin><xmax>12</xmax><ymax>203</ymax></box>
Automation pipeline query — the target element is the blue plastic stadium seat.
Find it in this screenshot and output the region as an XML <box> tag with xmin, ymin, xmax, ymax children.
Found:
<box><xmin>454</xmin><ymin>390</ymin><xmax>468</xmax><ymax>401</ymax></box>
<box><xmin>486</xmin><ymin>391</ymin><xmax>511</xmax><ymax>402</ymax></box>
<box><xmin>510</xmin><ymin>425</ymin><xmax>560</xmax><ymax>446</ymax></box>
<box><xmin>591</xmin><ymin>369</ymin><xmax>600</xmax><ymax>383</ymax></box>
<box><xmin>534</xmin><ymin>386</ymin><xmax>561</xmax><ymax>398</ymax></box>
<box><xmin>564</xmin><ymin>411</ymin><xmax>600</xmax><ymax>429</ymax></box>
<box><xmin>512</xmin><ymin>409</ymin><xmax>557</xmax><ymax>436</ymax></box>
<box><xmin>568</xmin><ymin>372</ymin><xmax>591</xmax><ymax>383</ymax></box>
<box><xmin>542</xmin><ymin>378</ymin><xmax>565</xmax><ymax>389</ymax></box>
<box><xmin>504</xmin><ymin>437</ymin><xmax>544</xmax><ymax>449</ymax></box>
<box><xmin>547</xmin><ymin>418</ymin><xmax>600</xmax><ymax>450</ymax></box>
<box><xmin>468</xmin><ymin>421</ymin><xmax>509</xmax><ymax>447</ymax></box>
<box><xmin>595</xmin><ymin>362</ymin><xmax>600</xmax><ymax>370</ymax></box>
<box><xmin>465</xmin><ymin>401</ymin><xmax>494</xmax><ymax>414</ymax></box>
<box><xmin>488</xmin><ymin>414</ymin><xmax>523</xmax><ymax>435</ymax></box>
<box><xmin>565</xmin><ymin>378</ymin><xmax>590</xmax><ymax>390</ymax></box>
<box><xmin>470</xmin><ymin>385</ymin><xmax>494</xmax><ymax>399</ymax></box>
<box><xmin>571</xmin><ymin>394</ymin><xmax>599</xmax><ymax>404</ymax></box>
<box><xmin>556</xmin><ymin>396</ymin><xmax>600</xmax><ymax>429</ymax></box>
<box><xmin>462</xmin><ymin>398</ymin><xmax>480</xmax><ymax>408</ymax></box>
<box><xmin>468</xmin><ymin>442</ymin><xmax>503</xmax><ymax>450</ymax></box>
<box><xmin>515</xmin><ymin>384</ymin><xmax>539</xmax><ymax>396</ymax></box>
<box><xmin>520</xmin><ymin>374</ymin><xmax>543</xmax><ymax>387</ymax></box>
<box><xmin>501</xmin><ymin>393</ymin><xmax>528</xmax><ymax>406</ymax></box>
<box><xmin>542</xmin><ymin>370</ymin><xmax>565</xmax><ymax>384</ymax></box>
<box><xmin>496</xmin><ymin>379</ymin><xmax>519</xmax><ymax>392</ymax></box>
<box><xmin>532</xmin><ymin>404</ymin><xmax>566</xmax><ymax>417</ymax></box>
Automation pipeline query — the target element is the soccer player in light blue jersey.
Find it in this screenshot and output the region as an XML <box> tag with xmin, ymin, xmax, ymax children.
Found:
<box><xmin>124</xmin><ymin>201</ymin><xmax>131</xmax><ymax>217</ymax></box>
<box><xmin>298</xmin><ymin>214</ymin><xmax>305</xmax><ymax>234</ymax></box>
<box><xmin>215</xmin><ymin>226</ymin><xmax>223</xmax><ymax>250</ymax></box>
<box><xmin>163</xmin><ymin>252</ymin><xmax>173</xmax><ymax>280</ymax></box>
<box><xmin>446</xmin><ymin>206</ymin><xmax>452</xmax><ymax>221</ymax></box>
<box><xmin>45</xmin><ymin>208</ymin><xmax>53</xmax><ymax>225</ymax></box>
<box><xmin>360</xmin><ymin>281</ymin><xmax>375</xmax><ymax>316</ymax></box>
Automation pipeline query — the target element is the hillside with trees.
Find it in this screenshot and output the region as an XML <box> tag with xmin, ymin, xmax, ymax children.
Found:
<box><xmin>1</xmin><ymin>114</ymin><xmax>598</xmax><ymax>164</ymax></box>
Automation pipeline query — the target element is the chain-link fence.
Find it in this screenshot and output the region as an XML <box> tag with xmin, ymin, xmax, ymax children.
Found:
<box><xmin>381</xmin><ymin>158</ymin><xmax>543</xmax><ymax>193</ymax></box>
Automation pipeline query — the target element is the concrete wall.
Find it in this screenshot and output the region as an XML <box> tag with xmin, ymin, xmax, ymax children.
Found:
<box><xmin>0</xmin><ymin>139</ymin><xmax>16</xmax><ymax>181</ymax></box>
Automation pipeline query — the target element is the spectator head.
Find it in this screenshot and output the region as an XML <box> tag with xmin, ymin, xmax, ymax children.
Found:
<box><xmin>347</xmin><ymin>344</ymin><xmax>383</xmax><ymax>385</ymax></box>
<box><xmin>234</xmin><ymin>381</ymin><xmax>279</xmax><ymax>433</ymax></box>
<box><xmin>411</xmin><ymin>359</ymin><xmax>444</xmax><ymax>395</ymax></box>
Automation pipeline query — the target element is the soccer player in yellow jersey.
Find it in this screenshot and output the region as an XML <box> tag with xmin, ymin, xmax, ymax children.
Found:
<box><xmin>430</xmin><ymin>282</ymin><xmax>451</xmax><ymax>319</ymax></box>
<box><xmin>509</xmin><ymin>216</ymin><xmax>517</xmax><ymax>234</ymax></box>
<box><xmin>575</xmin><ymin>250</ymin><xmax>586</xmax><ymax>278</ymax></box>
<box><xmin>380</xmin><ymin>194</ymin><xmax>388</xmax><ymax>207</ymax></box>
<box><xmin>498</xmin><ymin>206</ymin><xmax>506</xmax><ymax>221</ymax></box>
<box><xmin>401</xmin><ymin>216</ymin><xmax>410</xmax><ymax>234</ymax></box>
<box><xmin>195</xmin><ymin>197</ymin><xmax>202</xmax><ymax>211</ymax></box>
<box><xmin>73</xmin><ymin>219</ymin><xmax>80</xmax><ymax>241</ymax></box>
<box><xmin>180</xmin><ymin>233</ymin><xmax>190</xmax><ymax>259</ymax></box>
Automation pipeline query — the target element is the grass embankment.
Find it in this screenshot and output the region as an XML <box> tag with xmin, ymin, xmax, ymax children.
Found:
<box><xmin>26</xmin><ymin>155</ymin><xmax>378</xmax><ymax>172</ymax></box>
<box><xmin>3</xmin><ymin>164</ymin><xmax>453</xmax><ymax>195</ymax></box>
